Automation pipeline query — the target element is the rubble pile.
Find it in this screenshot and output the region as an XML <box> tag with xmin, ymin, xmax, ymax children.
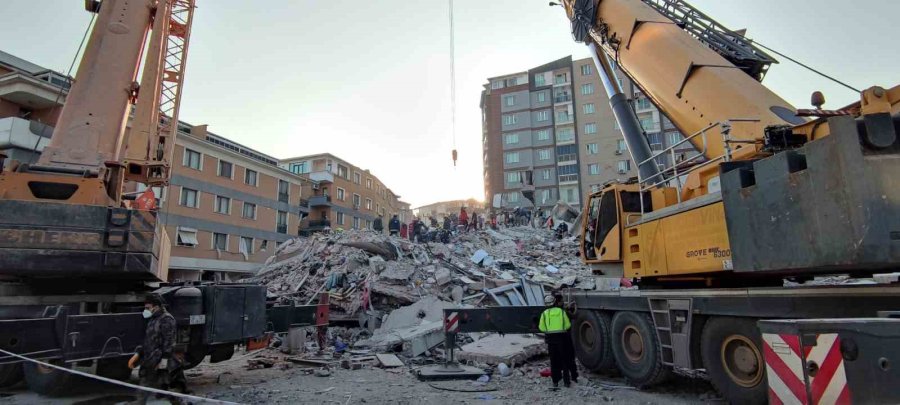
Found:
<box><xmin>252</xmin><ymin>226</ymin><xmax>593</xmax><ymax>317</ymax></box>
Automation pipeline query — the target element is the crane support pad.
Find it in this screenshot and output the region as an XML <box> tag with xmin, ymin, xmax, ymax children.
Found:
<box><xmin>0</xmin><ymin>200</ymin><xmax>164</xmax><ymax>280</ymax></box>
<box><xmin>721</xmin><ymin>116</ymin><xmax>900</xmax><ymax>274</ymax></box>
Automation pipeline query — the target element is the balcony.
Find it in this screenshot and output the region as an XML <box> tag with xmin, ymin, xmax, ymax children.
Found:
<box><xmin>299</xmin><ymin>219</ymin><xmax>331</xmax><ymax>236</ymax></box>
<box><xmin>308</xmin><ymin>195</ymin><xmax>332</xmax><ymax>207</ymax></box>
<box><xmin>554</xmin><ymin>115</ymin><xmax>574</xmax><ymax>125</ymax></box>
<box><xmin>309</xmin><ymin>170</ymin><xmax>334</xmax><ymax>183</ymax></box>
<box><xmin>0</xmin><ymin>117</ymin><xmax>53</xmax><ymax>152</ymax></box>
<box><xmin>0</xmin><ymin>71</ymin><xmax>67</xmax><ymax>109</ymax></box>
<box><xmin>557</xmin><ymin>153</ymin><xmax>577</xmax><ymax>163</ymax></box>
<box><xmin>559</xmin><ymin>174</ymin><xmax>579</xmax><ymax>184</ymax></box>
<box><xmin>553</xmin><ymin>95</ymin><xmax>572</xmax><ymax>104</ymax></box>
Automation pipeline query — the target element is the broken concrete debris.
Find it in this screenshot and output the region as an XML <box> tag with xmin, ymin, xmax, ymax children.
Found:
<box><xmin>248</xmin><ymin>226</ymin><xmax>596</xmax><ymax>381</ymax></box>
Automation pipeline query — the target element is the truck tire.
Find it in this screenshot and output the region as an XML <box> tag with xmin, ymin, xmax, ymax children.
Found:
<box><xmin>573</xmin><ymin>310</ymin><xmax>616</xmax><ymax>372</ymax></box>
<box><xmin>701</xmin><ymin>317</ymin><xmax>767</xmax><ymax>405</ymax></box>
<box><xmin>23</xmin><ymin>360</ymin><xmax>77</xmax><ymax>396</ymax></box>
<box><xmin>0</xmin><ymin>364</ymin><xmax>23</xmax><ymax>388</ymax></box>
<box><xmin>610</xmin><ymin>311</ymin><xmax>671</xmax><ymax>387</ymax></box>
<box><xmin>96</xmin><ymin>356</ymin><xmax>133</xmax><ymax>381</ymax></box>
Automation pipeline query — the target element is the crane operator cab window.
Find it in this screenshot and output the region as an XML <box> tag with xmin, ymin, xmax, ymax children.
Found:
<box><xmin>583</xmin><ymin>188</ymin><xmax>651</xmax><ymax>263</ymax></box>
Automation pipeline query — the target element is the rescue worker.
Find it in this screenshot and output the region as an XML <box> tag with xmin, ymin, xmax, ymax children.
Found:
<box><xmin>458</xmin><ymin>207</ymin><xmax>469</xmax><ymax>232</ymax></box>
<box><xmin>132</xmin><ymin>294</ymin><xmax>186</xmax><ymax>402</ymax></box>
<box><xmin>388</xmin><ymin>214</ymin><xmax>401</xmax><ymax>236</ymax></box>
<box><xmin>538</xmin><ymin>293</ymin><xmax>578</xmax><ymax>389</ymax></box>
<box><xmin>373</xmin><ymin>214</ymin><xmax>384</xmax><ymax>234</ymax></box>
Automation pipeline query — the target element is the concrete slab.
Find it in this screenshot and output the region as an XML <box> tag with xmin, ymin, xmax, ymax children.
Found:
<box><xmin>456</xmin><ymin>334</ymin><xmax>546</xmax><ymax>366</ymax></box>
<box><xmin>416</xmin><ymin>363</ymin><xmax>485</xmax><ymax>381</ymax></box>
<box><xmin>376</xmin><ymin>353</ymin><xmax>404</xmax><ymax>368</ymax></box>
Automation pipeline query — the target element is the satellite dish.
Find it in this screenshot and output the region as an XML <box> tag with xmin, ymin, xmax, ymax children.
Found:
<box><xmin>570</xmin><ymin>0</ymin><xmax>598</xmax><ymax>43</ymax></box>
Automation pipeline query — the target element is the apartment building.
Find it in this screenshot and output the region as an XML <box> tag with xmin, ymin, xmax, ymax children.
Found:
<box><xmin>482</xmin><ymin>55</ymin><xmax>695</xmax><ymax>207</ymax></box>
<box><xmin>280</xmin><ymin>153</ymin><xmax>411</xmax><ymax>233</ymax></box>
<box><xmin>0</xmin><ymin>50</ymin><xmax>311</xmax><ymax>282</ymax></box>
<box><xmin>413</xmin><ymin>198</ymin><xmax>484</xmax><ymax>220</ymax></box>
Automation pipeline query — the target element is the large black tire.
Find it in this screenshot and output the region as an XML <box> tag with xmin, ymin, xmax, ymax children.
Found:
<box><xmin>572</xmin><ymin>310</ymin><xmax>616</xmax><ymax>372</ymax></box>
<box><xmin>23</xmin><ymin>360</ymin><xmax>78</xmax><ymax>396</ymax></box>
<box><xmin>96</xmin><ymin>356</ymin><xmax>133</xmax><ymax>381</ymax></box>
<box><xmin>0</xmin><ymin>363</ymin><xmax>23</xmax><ymax>388</ymax></box>
<box><xmin>610</xmin><ymin>311</ymin><xmax>671</xmax><ymax>387</ymax></box>
<box><xmin>700</xmin><ymin>317</ymin><xmax>767</xmax><ymax>405</ymax></box>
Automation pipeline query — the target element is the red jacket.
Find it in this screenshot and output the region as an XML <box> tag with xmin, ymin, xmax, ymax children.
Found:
<box><xmin>459</xmin><ymin>210</ymin><xmax>468</xmax><ymax>223</ymax></box>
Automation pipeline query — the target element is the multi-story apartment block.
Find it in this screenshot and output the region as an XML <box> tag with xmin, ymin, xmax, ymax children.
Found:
<box><xmin>280</xmin><ymin>153</ymin><xmax>411</xmax><ymax>233</ymax></box>
<box><xmin>482</xmin><ymin>55</ymin><xmax>695</xmax><ymax>209</ymax></box>
<box><xmin>413</xmin><ymin>198</ymin><xmax>485</xmax><ymax>220</ymax></box>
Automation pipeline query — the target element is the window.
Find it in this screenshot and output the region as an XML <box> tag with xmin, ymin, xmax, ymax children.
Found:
<box><xmin>289</xmin><ymin>161</ymin><xmax>309</xmax><ymax>174</ymax></box>
<box><xmin>491</xmin><ymin>80</ymin><xmax>502</xmax><ymax>89</ymax></box>
<box><xmin>542</xmin><ymin>169</ymin><xmax>551</xmax><ymax>180</ymax></box>
<box><xmin>541</xmin><ymin>189</ymin><xmax>551</xmax><ymax>204</ymax></box>
<box><xmin>558</xmin><ymin>164</ymin><xmax>579</xmax><ymax>175</ymax></box>
<box><xmin>244</xmin><ymin>169</ymin><xmax>258</xmax><ymax>186</ymax></box>
<box><xmin>352</xmin><ymin>194</ymin><xmax>361</xmax><ymax>208</ymax></box>
<box><xmin>534</xmin><ymin>73</ymin><xmax>545</xmax><ymax>86</ymax></box>
<box><xmin>581</xmin><ymin>64</ymin><xmax>592</xmax><ymax>75</ymax></box>
<box><xmin>581</xmin><ymin>83</ymin><xmax>594</xmax><ymax>95</ymax></box>
<box><xmin>337</xmin><ymin>165</ymin><xmax>349</xmax><ymax>179</ymax></box>
<box><xmin>179</xmin><ymin>187</ymin><xmax>199</xmax><ymax>208</ymax></box>
<box><xmin>277</xmin><ymin>179</ymin><xmax>289</xmax><ymax>203</ymax></box>
<box><xmin>336</xmin><ymin>212</ymin><xmax>345</xmax><ymax>225</ymax></box>
<box><xmin>618</xmin><ymin>160</ymin><xmax>632</xmax><ymax>172</ymax></box>
<box><xmin>635</xmin><ymin>97</ymin><xmax>653</xmax><ymax>110</ymax></box>
<box><xmin>242</xmin><ymin>202</ymin><xmax>257</xmax><ymax>219</ymax></box>
<box><xmin>536</xmin><ymin>110</ymin><xmax>549</xmax><ymax>122</ymax></box>
<box><xmin>504</xmin><ymin>152</ymin><xmax>520</xmax><ymax>164</ymax></box>
<box><xmin>589</xmin><ymin>164</ymin><xmax>601</xmax><ymax>175</ymax></box>
<box><xmin>505</xmin><ymin>77</ymin><xmax>518</xmax><ymax>86</ymax></box>
<box><xmin>584</xmin><ymin>123</ymin><xmax>597</xmax><ymax>134</ymax></box>
<box><xmin>353</xmin><ymin>172</ymin><xmax>361</xmax><ymax>184</ymax></box>
<box><xmin>647</xmin><ymin>133</ymin><xmax>663</xmax><ymax>150</ymax></box>
<box><xmin>506</xmin><ymin>172</ymin><xmax>520</xmax><ymax>183</ymax></box>
<box><xmin>213</xmin><ymin>232</ymin><xmax>228</xmax><ymax>251</ymax></box>
<box><xmin>538</xmin><ymin>149</ymin><xmax>551</xmax><ymax>160</ymax></box>
<box><xmin>504</xmin><ymin>133</ymin><xmax>519</xmax><ymax>145</ymax></box>
<box><xmin>503</xmin><ymin>114</ymin><xmax>517</xmax><ymax>126</ymax></box>
<box><xmin>214</xmin><ymin>195</ymin><xmax>231</xmax><ymax>214</ymax></box>
<box><xmin>536</xmin><ymin>129</ymin><xmax>550</xmax><ymax>141</ymax></box>
<box><xmin>508</xmin><ymin>192</ymin><xmax>519</xmax><ymax>203</ymax></box>
<box><xmin>260</xmin><ymin>240</ymin><xmax>268</xmax><ymax>251</ymax></box>
<box><xmin>353</xmin><ymin>217</ymin><xmax>360</xmax><ymax>229</ymax></box>
<box><xmin>182</xmin><ymin>148</ymin><xmax>201</xmax><ymax>170</ymax></box>
<box><xmin>505</xmin><ymin>95</ymin><xmax>515</xmax><ymax>107</ymax></box>
<box><xmin>556</xmin><ymin>110</ymin><xmax>571</xmax><ymax>122</ymax></box>
<box><xmin>175</xmin><ymin>227</ymin><xmax>198</xmax><ymax>247</ymax></box>
<box><xmin>365</xmin><ymin>198</ymin><xmax>373</xmax><ymax>210</ymax></box>
<box><xmin>276</xmin><ymin>211</ymin><xmax>288</xmax><ymax>233</ymax></box>
<box><xmin>217</xmin><ymin>160</ymin><xmax>232</xmax><ymax>178</ymax></box>
<box><xmin>556</xmin><ymin>144</ymin><xmax>577</xmax><ymax>162</ymax></box>
<box><xmin>240</xmin><ymin>236</ymin><xmax>253</xmax><ymax>256</ymax></box>
<box><xmin>336</xmin><ymin>188</ymin><xmax>345</xmax><ymax>201</ymax></box>
<box><xmin>586</xmin><ymin>143</ymin><xmax>598</xmax><ymax>154</ymax></box>
<box><xmin>639</xmin><ymin>117</ymin><xmax>655</xmax><ymax>131</ymax></box>
<box><xmin>366</xmin><ymin>178</ymin><xmax>373</xmax><ymax>189</ymax></box>
<box><xmin>556</xmin><ymin>128</ymin><xmax>574</xmax><ymax>142</ymax></box>
<box><xmin>554</xmin><ymin>73</ymin><xmax>567</xmax><ymax>85</ymax></box>
<box><xmin>666</xmin><ymin>132</ymin><xmax>684</xmax><ymax>146</ymax></box>
<box><xmin>583</xmin><ymin>103</ymin><xmax>595</xmax><ymax>114</ymax></box>
<box><xmin>616</xmin><ymin>139</ymin><xmax>627</xmax><ymax>152</ymax></box>
<box><xmin>536</xmin><ymin>92</ymin><xmax>546</xmax><ymax>103</ymax></box>
<box><xmin>566</xmin><ymin>188</ymin><xmax>577</xmax><ymax>203</ymax></box>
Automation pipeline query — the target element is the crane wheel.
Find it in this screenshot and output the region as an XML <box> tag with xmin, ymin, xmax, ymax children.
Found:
<box><xmin>23</xmin><ymin>360</ymin><xmax>78</xmax><ymax>396</ymax></box>
<box><xmin>96</xmin><ymin>356</ymin><xmax>133</xmax><ymax>381</ymax></box>
<box><xmin>573</xmin><ymin>310</ymin><xmax>616</xmax><ymax>373</ymax></box>
<box><xmin>610</xmin><ymin>311</ymin><xmax>671</xmax><ymax>387</ymax></box>
<box><xmin>701</xmin><ymin>317</ymin><xmax>767</xmax><ymax>405</ymax></box>
<box><xmin>0</xmin><ymin>364</ymin><xmax>23</xmax><ymax>388</ymax></box>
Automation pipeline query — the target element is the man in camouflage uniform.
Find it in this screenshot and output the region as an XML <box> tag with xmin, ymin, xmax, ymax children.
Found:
<box><xmin>136</xmin><ymin>294</ymin><xmax>185</xmax><ymax>402</ymax></box>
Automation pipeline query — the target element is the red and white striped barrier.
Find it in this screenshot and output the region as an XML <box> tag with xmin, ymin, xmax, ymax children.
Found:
<box><xmin>445</xmin><ymin>311</ymin><xmax>459</xmax><ymax>332</ymax></box>
<box><xmin>763</xmin><ymin>332</ymin><xmax>851</xmax><ymax>405</ymax></box>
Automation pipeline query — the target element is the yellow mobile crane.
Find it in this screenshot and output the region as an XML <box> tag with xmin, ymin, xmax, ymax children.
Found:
<box><xmin>554</xmin><ymin>0</ymin><xmax>900</xmax><ymax>402</ymax></box>
<box><xmin>0</xmin><ymin>1</ymin><xmax>320</xmax><ymax>395</ymax></box>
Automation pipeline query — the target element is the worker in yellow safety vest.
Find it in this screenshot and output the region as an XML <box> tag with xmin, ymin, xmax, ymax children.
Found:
<box><xmin>538</xmin><ymin>293</ymin><xmax>579</xmax><ymax>389</ymax></box>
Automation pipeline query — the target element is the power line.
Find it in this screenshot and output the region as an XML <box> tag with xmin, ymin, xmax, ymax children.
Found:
<box><xmin>752</xmin><ymin>39</ymin><xmax>861</xmax><ymax>94</ymax></box>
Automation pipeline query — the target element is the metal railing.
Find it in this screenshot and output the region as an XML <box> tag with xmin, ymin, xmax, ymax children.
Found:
<box><xmin>630</xmin><ymin>119</ymin><xmax>760</xmax><ymax>222</ymax></box>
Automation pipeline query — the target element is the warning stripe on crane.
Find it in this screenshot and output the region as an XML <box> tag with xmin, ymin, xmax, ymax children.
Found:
<box><xmin>762</xmin><ymin>333</ymin><xmax>851</xmax><ymax>405</ymax></box>
<box><xmin>445</xmin><ymin>311</ymin><xmax>459</xmax><ymax>332</ymax></box>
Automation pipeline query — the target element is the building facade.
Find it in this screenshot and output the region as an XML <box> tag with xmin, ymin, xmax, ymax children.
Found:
<box><xmin>482</xmin><ymin>55</ymin><xmax>696</xmax><ymax>208</ymax></box>
<box><xmin>280</xmin><ymin>153</ymin><xmax>411</xmax><ymax>233</ymax></box>
<box><xmin>412</xmin><ymin>198</ymin><xmax>484</xmax><ymax>220</ymax></box>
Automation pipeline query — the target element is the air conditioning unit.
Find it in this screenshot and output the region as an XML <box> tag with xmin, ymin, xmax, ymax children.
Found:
<box><xmin>312</xmin><ymin>183</ymin><xmax>320</xmax><ymax>190</ymax></box>
<box><xmin>614</xmin><ymin>150</ymin><xmax>623</xmax><ymax>155</ymax></box>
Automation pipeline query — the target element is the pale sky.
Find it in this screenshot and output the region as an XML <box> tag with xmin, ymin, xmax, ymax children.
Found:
<box><xmin>1</xmin><ymin>1</ymin><xmax>897</xmax><ymax>207</ymax></box>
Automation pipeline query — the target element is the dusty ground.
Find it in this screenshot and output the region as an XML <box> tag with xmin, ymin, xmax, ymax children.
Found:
<box><xmin>1</xmin><ymin>352</ymin><xmax>722</xmax><ymax>405</ymax></box>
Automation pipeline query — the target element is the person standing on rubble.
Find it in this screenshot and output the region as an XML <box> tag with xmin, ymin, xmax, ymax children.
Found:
<box><xmin>373</xmin><ymin>214</ymin><xmax>384</xmax><ymax>234</ymax></box>
<box><xmin>459</xmin><ymin>207</ymin><xmax>469</xmax><ymax>232</ymax></box>
<box><xmin>389</xmin><ymin>214</ymin><xmax>401</xmax><ymax>236</ymax></box>
<box><xmin>539</xmin><ymin>293</ymin><xmax>578</xmax><ymax>389</ymax></box>
<box><xmin>132</xmin><ymin>294</ymin><xmax>187</xmax><ymax>402</ymax></box>
<box><xmin>443</xmin><ymin>216</ymin><xmax>452</xmax><ymax>231</ymax></box>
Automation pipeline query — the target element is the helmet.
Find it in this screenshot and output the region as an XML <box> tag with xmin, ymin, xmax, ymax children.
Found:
<box><xmin>544</xmin><ymin>294</ymin><xmax>555</xmax><ymax>306</ymax></box>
